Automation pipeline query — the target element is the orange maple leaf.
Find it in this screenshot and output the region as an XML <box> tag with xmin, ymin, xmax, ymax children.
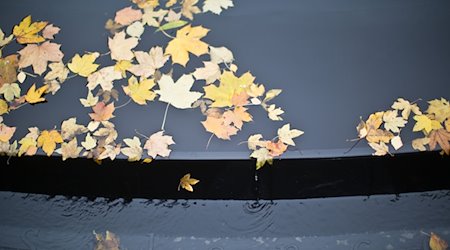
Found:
<box><xmin>89</xmin><ymin>102</ymin><xmax>115</xmax><ymax>122</ymax></box>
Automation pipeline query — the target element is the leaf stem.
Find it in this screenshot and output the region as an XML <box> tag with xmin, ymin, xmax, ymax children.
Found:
<box><xmin>134</xmin><ymin>129</ymin><xmax>149</xmax><ymax>139</ymax></box>
<box><xmin>161</xmin><ymin>102</ymin><xmax>170</xmax><ymax>131</ymax></box>
<box><xmin>160</xmin><ymin>29</ymin><xmax>175</xmax><ymax>39</ymax></box>
<box><xmin>66</xmin><ymin>74</ymin><xmax>77</xmax><ymax>80</ymax></box>
<box><xmin>344</xmin><ymin>138</ymin><xmax>362</xmax><ymax>154</ymax></box>
<box><xmin>20</xmin><ymin>70</ymin><xmax>38</xmax><ymax>78</ymax></box>
<box><xmin>205</xmin><ymin>133</ymin><xmax>214</xmax><ymax>150</ymax></box>
<box><xmin>115</xmin><ymin>98</ymin><xmax>132</xmax><ymax>109</ymax></box>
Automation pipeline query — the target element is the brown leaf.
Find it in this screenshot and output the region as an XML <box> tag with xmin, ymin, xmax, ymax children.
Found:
<box><xmin>18</xmin><ymin>41</ymin><xmax>63</xmax><ymax>75</ymax></box>
<box><xmin>42</xmin><ymin>24</ymin><xmax>60</xmax><ymax>39</ymax></box>
<box><xmin>89</xmin><ymin>102</ymin><xmax>115</xmax><ymax>122</ymax></box>
<box><xmin>428</xmin><ymin>128</ymin><xmax>450</xmax><ymax>155</ymax></box>
<box><xmin>0</xmin><ymin>54</ymin><xmax>18</xmax><ymax>88</ymax></box>
<box><xmin>366</xmin><ymin>129</ymin><xmax>394</xmax><ymax>143</ymax></box>
<box><xmin>266</xmin><ymin>140</ymin><xmax>287</xmax><ymax>157</ymax></box>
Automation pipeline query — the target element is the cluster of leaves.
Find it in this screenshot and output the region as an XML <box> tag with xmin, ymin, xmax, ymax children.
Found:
<box><xmin>354</xmin><ymin>97</ymin><xmax>450</xmax><ymax>156</ymax></box>
<box><xmin>0</xmin><ymin>0</ymin><xmax>304</xmax><ymax>182</ymax></box>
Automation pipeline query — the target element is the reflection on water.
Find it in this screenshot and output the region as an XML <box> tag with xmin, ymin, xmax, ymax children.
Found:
<box><xmin>0</xmin><ymin>191</ymin><xmax>449</xmax><ymax>249</ymax></box>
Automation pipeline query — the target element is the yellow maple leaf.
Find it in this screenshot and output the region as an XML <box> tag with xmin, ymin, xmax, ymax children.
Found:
<box><xmin>67</xmin><ymin>52</ymin><xmax>100</xmax><ymax>77</ymax></box>
<box><xmin>122</xmin><ymin>76</ymin><xmax>156</xmax><ymax>105</ymax></box>
<box><xmin>251</xmin><ymin>147</ymin><xmax>273</xmax><ymax>170</ymax></box>
<box><xmin>18</xmin><ymin>136</ymin><xmax>37</xmax><ymax>156</ymax></box>
<box><xmin>178</xmin><ymin>173</ymin><xmax>200</xmax><ymax>192</ymax></box>
<box><xmin>25</xmin><ymin>84</ymin><xmax>48</xmax><ymax>104</ymax></box>
<box><xmin>413</xmin><ymin>115</ymin><xmax>442</xmax><ymax>133</ymax></box>
<box><xmin>204</xmin><ymin>71</ymin><xmax>255</xmax><ymax>107</ymax></box>
<box><xmin>165</xmin><ymin>25</ymin><xmax>209</xmax><ymax>66</ymax></box>
<box><xmin>13</xmin><ymin>15</ymin><xmax>48</xmax><ymax>44</ymax></box>
<box><xmin>37</xmin><ymin>130</ymin><xmax>63</xmax><ymax>156</ymax></box>
<box><xmin>427</xmin><ymin>98</ymin><xmax>450</xmax><ymax>123</ymax></box>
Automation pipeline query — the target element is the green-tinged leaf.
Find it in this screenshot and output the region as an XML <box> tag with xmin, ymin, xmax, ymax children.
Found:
<box><xmin>156</xmin><ymin>20</ymin><xmax>188</xmax><ymax>32</ymax></box>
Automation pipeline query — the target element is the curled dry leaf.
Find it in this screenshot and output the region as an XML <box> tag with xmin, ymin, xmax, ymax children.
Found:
<box><xmin>178</xmin><ymin>173</ymin><xmax>200</xmax><ymax>192</ymax></box>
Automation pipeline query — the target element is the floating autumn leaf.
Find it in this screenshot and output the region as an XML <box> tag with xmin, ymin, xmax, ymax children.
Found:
<box><xmin>427</xmin><ymin>98</ymin><xmax>450</xmax><ymax>123</ymax></box>
<box><xmin>144</xmin><ymin>130</ymin><xmax>175</xmax><ymax>158</ymax></box>
<box><xmin>129</xmin><ymin>47</ymin><xmax>168</xmax><ymax>78</ymax></box>
<box><xmin>193</xmin><ymin>61</ymin><xmax>220</xmax><ymax>84</ymax></box>
<box><xmin>105</xmin><ymin>19</ymin><xmax>124</xmax><ymax>35</ymax></box>
<box><xmin>133</xmin><ymin>0</ymin><xmax>159</xmax><ymax>9</ymax></box>
<box><xmin>204</xmin><ymin>71</ymin><xmax>255</xmax><ymax>107</ymax></box>
<box><xmin>428</xmin><ymin>128</ymin><xmax>450</xmax><ymax>155</ymax></box>
<box><xmin>413</xmin><ymin>115</ymin><xmax>442</xmax><ymax>133</ymax></box>
<box><xmin>357</xmin><ymin>112</ymin><xmax>394</xmax><ymax>143</ymax></box>
<box><xmin>142</xmin><ymin>8</ymin><xmax>168</xmax><ymax>27</ymax></box>
<box><xmin>266</xmin><ymin>140</ymin><xmax>288</xmax><ymax>157</ymax></box>
<box><xmin>55</xmin><ymin>138</ymin><xmax>82</xmax><ymax>161</ymax></box>
<box><xmin>68</xmin><ymin>52</ymin><xmax>100</xmax><ymax>77</ymax></box>
<box><xmin>115</xmin><ymin>6</ymin><xmax>143</xmax><ymax>26</ymax></box>
<box><xmin>251</xmin><ymin>147</ymin><xmax>273</xmax><ymax>170</ymax></box>
<box><xmin>247</xmin><ymin>84</ymin><xmax>265</xmax><ymax>98</ymax></box>
<box><xmin>267</xmin><ymin>104</ymin><xmax>284</xmax><ymax>121</ymax></box>
<box><xmin>263</xmin><ymin>89</ymin><xmax>282</xmax><ymax>103</ymax></box>
<box><xmin>108</xmin><ymin>31</ymin><xmax>138</xmax><ymax>61</ymax></box>
<box><xmin>18</xmin><ymin>127</ymin><xmax>39</xmax><ymax>156</ymax></box>
<box><xmin>81</xmin><ymin>133</ymin><xmax>97</xmax><ymax>150</ymax></box>
<box><xmin>61</xmin><ymin>117</ymin><xmax>88</xmax><ymax>140</ymax></box>
<box><xmin>0</xmin><ymin>54</ymin><xmax>19</xmax><ymax>88</ymax></box>
<box><xmin>87</xmin><ymin>66</ymin><xmax>122</xmax><ymax>91</ymax></box>
<box><xmin>126</xmin><ymin>21</ymin><xmax>145</xmax><ymax>38</ymax></box>
<box><xmin>429</xmin><ymin>232</ymin><xmax>448</xmax><ymax>250</ymax></box>
<box><xmin>25</xmin><ymin>84</ymin><xmax>48</xmax><ymax>104</ymax></box>
<box><xmin>18</xmin><ymin>41</ymin><xmax>64</xmax><ymax>75</ymax></box>
<box><xmin>390</xmin><ymin>135</ymin><xmax>403</xmax><ymax>150</ymax></box>
<box><xmin>0</xmin><ymin>123</ymin><xmax>16</xmax><ymax>142</ymax></box>
<box><xmin>222</xmin><ymin>106</ymin><xmax>252</xmax><ymax>129</ymax></box>
<box><xmin>0</xmin><ymin>29</ymin><xmax>13</xmax><ymax>47</ymax></box>
<box><xmin>165</xmin><ymin>25</ymin><xmax>209</xmax><ymax>66</ymax></box>
<box><xmin>278</xmin><ymin>123</ymin><xmax>304</xmax><ymax>146</ymax></box>
<box><xmin>37</xmin><ymin>129</ymin><xmax>63</xmax><ymax>156</ymax></box>
<box><xmin>93</xmin><ymin>121</ymin><xmax>118</xmax><ymax>145</ymax></box>
<box><xmin>203</xmin><ymin>0</ymin><xmax>234</xmax><ymax>15</ymax></box>
<box><xmin>391</xmin><ymin>98</ymin><xmax>421</xmax><ymax>120</ymax></box>
<box><xmin>114</xmin><ymin>60</ymin><xmax>132</xmax><ymax>77</ymax></box>
<box><xmin>412</xmin><ymin>137</ymin><xmax>430</xmax><ymax>151</ymax></box>
<box><xmin>155</xmin><ymin>74</ymin><xmax>202</xmax><ymax>109</ymax></box>
<box><xmin>123</xmin><ymin>76</ymin><xmax>156</xmax><ymax>105</ymax></box>
<box><xmin>121</xmin><ymin>136</ymin><xmax>143</xmax><ymax>161</ymax></box>
<box><xmin>89</xmin><ymin>102</ymin><xmax>115</xmax><ymax>122</ymax></box>
<box><xmin>0</xmin><ymin>140</ymin><xmax>18</xmax><ymax>156</ymax></box>
<box><xmin>42</xmin><ymin>24</ymin><xmax>60</xmax><ymax>40</ymax></box>
<box><xmin>0</xmin><ymin>100</ymin><xmax>8</xmax><ymax>115</ymax></box>
<box><xmin>94</xmin><ymin>230</ymin><xmax>120</xmax><ymax>250</ymax></box>
<box><xmin>247</xmin><ymin>134</ymin><xmax>267</xmax><ymax>150</ymax></box>
<box><xmin>98</xmin><ymin>144</ymin><xmax>121</xmax><ymax>160</ymax></box>
<box><xmin>369</xmin><ymin>141</ymin><xmax>390</xmax><ymax>156</ymax></box>
<box><xmin>44</xmin><ymin>62</ymin><xmax>69</xmax><ymax>89</ymax></box>
<box><xmin>165</xmin><ymin>9</ymin><xmax>181</xmax><ymax>22</ymax></box>
<box><xmin>13</xmin><ymin>15</ymin><xmax>47</xmax><ymax>44</ymax></box>
<box><xmin>209</xmin><ymin>46</ymin><xmax>234</xmax><ymax>64</ymax></box>
<box><xmin>383</xmin><ymin>110</ymin><xmax>407</xmax><ymax>133</ymax></box>
<box><xmin>178</xmin><ymin>173</ymin><xmax>199</xmax><ymax>192</ymax></box>
<box><xmin>80</xmin><ymin>91</ymin><xmax>99</xmax><ymax>107</ymax></box>
<box><xmin>0</xmin><ymin>83</ymin><xmax>20</xmax><ymax>102</ymax></box>
<box><xmin>202</xmin><ymin>115</ymin><xmax>238</xmax><ymax>140</ymax></box>
<box><xmin>182</xmin><ymin>0</ymin><xmax>201</xmax><ymax>20</ymax></box>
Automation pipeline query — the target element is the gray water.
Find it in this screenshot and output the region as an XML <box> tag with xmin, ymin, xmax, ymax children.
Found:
<box><xmin>0</xmin><ymin>191</ymin><xmax>449</xmax><ymax>249</ymax></box>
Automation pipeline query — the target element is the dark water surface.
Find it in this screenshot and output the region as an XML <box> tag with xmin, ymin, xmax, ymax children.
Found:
<box><xmin>0</xmin><ymin>191</ymin><xmax>449</xmax><ymax>249</ymax></box>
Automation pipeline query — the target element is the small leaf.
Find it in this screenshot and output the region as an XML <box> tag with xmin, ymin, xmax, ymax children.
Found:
<box><xmin>179</xmin><ymin>173</ymin><xmax>199</xmax><ymax>192</ymax></box>
<box><xmin>25</xmin><ymin>84</ymin><xmax>48</xmax><ymax>104</ymax></box>
<box><xmin>156</xmin><ymin>20</ymin><xmax>188</xmax><ymax>32</ymax></box>
<box><xmin>429</xmin><ymin>232</ymin><xmax>448</xmax><ymax>250</ymax></box>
